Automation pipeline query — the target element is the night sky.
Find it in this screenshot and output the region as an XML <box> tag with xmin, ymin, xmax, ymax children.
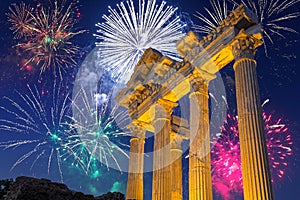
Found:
<box><xmin>0</xmin><ymin>0</ymin><xmax>300</xmax><ymax>199</ymax></box>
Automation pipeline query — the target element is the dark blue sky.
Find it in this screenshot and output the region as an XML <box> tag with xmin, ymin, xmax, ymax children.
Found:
<box><xmin>0</xmin><ymin>0</ymin><xmax>300</xmax><ymax>199</ymax></box>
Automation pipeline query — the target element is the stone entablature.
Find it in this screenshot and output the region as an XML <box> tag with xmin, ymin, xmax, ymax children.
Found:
<box><xmin>117</xmin><ymin>4</ymin><xmax>274</xmax><ymax>200</ymax></box>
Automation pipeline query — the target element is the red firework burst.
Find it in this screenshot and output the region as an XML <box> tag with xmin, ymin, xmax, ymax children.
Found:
<box><xmin>7</xmin><ymin>0</ymin><xmax>85</xmax><ymax>79</ymax></box>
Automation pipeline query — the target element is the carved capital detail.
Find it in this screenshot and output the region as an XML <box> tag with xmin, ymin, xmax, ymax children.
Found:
<box><xmin>189</xmin><ymin>74</ymin><xmax>214</xmax><ymax>98</ymax></box>
<box><xmin>152</xmin><ymin>99</ymin><xmax>178</xmax><ymax>121</ymax></box>
<box><xmin>128</xmin><ymin>83</ymin><xmax>162</xmax><ymax>118</ymax></box>
<box><xmin>127</xmin><ymin>123</ymin><xmax>146</xmax><ymax>138</ymax></box>
<box><xmin>190</xmin><ymin>76</ymin><xmax>207</xmax><ymax>93</ymax></box>
<box><xmin>232</xmin><ymin>36</ymin><xmax>256</xmax><ymax>60</ymax></box>
<box><xmin>171</xmin><ymin>135</ymin><xmax>183</xmax><ymax>150</ymax></box>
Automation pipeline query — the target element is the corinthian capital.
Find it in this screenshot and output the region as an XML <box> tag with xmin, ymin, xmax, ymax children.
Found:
<box><xmin>151</xmin><ymin>99</ymin><xmax>178</xmax><ymax>121</ymax></box>
<box><xmin>232</xmin><ymin>36</ymin><xmax>256</xmax><ymax>60</ymax></box>
<box><xmin>189</xmin><ymin>71</ymin><xmax>215</xmax><ymax>96</ymax></box>
<box><xmin>190</xmin><ymin>76</ymin><xmax>208</xmax><ymax>95</ymax></box>
<box><xmin>127</xmin><ymin>123</ymin><xmax>146</xmax><ymax>138</ymax></box>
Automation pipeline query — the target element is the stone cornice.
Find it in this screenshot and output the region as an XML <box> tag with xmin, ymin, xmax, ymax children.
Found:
<box><xmin>176</xmin><ymin>4</ymin><xmax>262</xmax><ymax>75</ymax></box>
<box><xmin>116</xmin><ymin>4</ymin><xmax>263</xmax><ymax>130</ymax></box>
<box><xmin>126</xmin><ymin>123</ymin><xmax>146</xmax><ymax>138</ymax></box>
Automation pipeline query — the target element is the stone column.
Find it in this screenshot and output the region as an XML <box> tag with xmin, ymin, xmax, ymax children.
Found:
<box><xmin>189</xmin><ymin>74</ymin><xmax>214</xmax><ymax>200</ymax></box>
<box><xmin>152</xmin><ymin>99</ymin><xmax>177</xmax><ymax>200</ymax></box>
<box><xmin>126</xmin><ymin>123</ymin><xmax>146</xmax><ymax>200</ymax></box>
<box><xmin>232</xmin><ymin>36</ymin><xmax>273</xmax><ymax>200</ymax></box>
<box><xmin>170</xmin><ymin>135</ymin><xmax>183</xmax><ymax>200</ymax></box>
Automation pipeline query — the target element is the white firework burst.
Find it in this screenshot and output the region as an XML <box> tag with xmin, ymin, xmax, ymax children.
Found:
<box><xmin>194</xmin><ymin>0</ymin><xmax>230</xmax><ymax>34</ymax></box>
<box><xmin>94</xmin><ymin>0</ymin><xmax>185</xmax><ymax>83</ymax></box>
<box><xmin>0</xmin><ymin>83</ymin><xmax>71</xmax><ymax>182</ymax></box>
<box><xmin>229</xmin><ymin>0</ymin><xmax>300</xmax><ymax>54</ymax></box>
<box><xmin>194</xmin><ymin>0</ymin><xmax>299</xmax><ymax>56</ymax></box>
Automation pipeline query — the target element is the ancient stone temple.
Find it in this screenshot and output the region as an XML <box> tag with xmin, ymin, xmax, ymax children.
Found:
<box><xmin>116</xmin><ymin>4</ymin><xmax>273</xmax><ymax>200</ymax></box>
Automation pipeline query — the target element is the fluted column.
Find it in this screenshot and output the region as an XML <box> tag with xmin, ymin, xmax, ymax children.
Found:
<box><xmin>170</xmin><ymin>135</ymin><xmax>183</xmax><ymax>200</ymax></box>
<box><xmin>126</xmin><ymin>123</ymin><xmax>146</xmax><ymax>200</ymax></box>
<box><xmin>232</xmin><ymin>36</ymin><xmax>273</xmax><ymax>200</ymax></box>
<box><xmin>152</xmin><ymin>99</ymin><xmax>177</xmax><ymax>200</ymax></box>
<box><xmin>189</xmin><ymin>74</ymin><xmax>214</xmax><ymax>200</ymax></box>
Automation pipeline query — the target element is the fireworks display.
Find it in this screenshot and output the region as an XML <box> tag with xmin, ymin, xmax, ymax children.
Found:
<box><xmin>66</xmin><ymin>77</ymin><xmax>130</xmax><ymax>174</ymax></box>
<box><xmin>229</xmin><ymin>0</ymin><xmax>300</xmax><ymax>54</ymax></box>
<box><xmin>194</xmin><ymin>0</ymin><xmax>300</xmax><ymax>55</ymax></box>
<box><xmin>7</xmin><ymin>0</ymin><xmax>85</xmax><ymax>79</ymax></box>
<box><xmin>94</xmin><ymin>0</ymin><xmax>185</xmax><ymax>82</ymax></box>
<box><xmin>0</xmin><ymin>78</ymin><xmax>130</xmax><ymax>182</ymax></box>
<box><xmin>211</xmin><ymin>114</ymin><xmax>241</xmax><ymax>199</ymax></box>
<box><xmin>211</xmin><ymin>110</ymin><xmax>293</xmax><ymax>198</ymax></box>
<box><xmin>194</xmin><ymin>0</ymin><xmax>230</xmax><ymax>34</ymax></box>
<box><xmin>0</xmin><ymin>0</ymin><xmax>298</xmax><ymax>198</ymax></box>
<box><xmin>0</xmin><ymin>83</ymin><xmax>72</xmax><ymax>182</ymax></box>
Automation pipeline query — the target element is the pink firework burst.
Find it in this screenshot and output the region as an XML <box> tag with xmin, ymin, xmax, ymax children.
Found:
<box><xmin>211</xmin><ymin>114</ymin><xmax>242</xmax><ymax>198</ymax></box>
<box><xmin>211</xmin><ymin>112</ymin><xmax>293</xmax><ymax>198</ymax></box>
<box><xmin>264</xmin><ymin>113</ymin><xmax>293</xmax><ymax>180</ymax></box>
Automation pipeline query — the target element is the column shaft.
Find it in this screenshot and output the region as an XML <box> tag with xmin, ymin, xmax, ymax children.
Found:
<box><xmin>171</xmin><ymin>148</ymin><xmax>183</xmax><ymax>200</ymax></box>
<box><xmin>126</xmin><ymin>125</ymin><xmax>145</xmax><ymax>200</ymax></box>
<box><xmin>152</xmin><ymin>100</ymin><xmax>176</xmax><ymax>200</ymax></box>
<box><xmin>189</xmin><ymin>77</ymin><xmax>212</xmax><ymax>200</ymax></box>
<box><xmin>233</xmin><ymin>37</ymin><xmax>273</xmax><ymax>200</ymax></box>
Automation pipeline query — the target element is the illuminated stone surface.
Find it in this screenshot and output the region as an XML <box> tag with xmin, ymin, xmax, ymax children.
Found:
<box><xmin>117</xmin><ymin>4</ymin><xmax>273</xmax><ymax>200</ymax></box>
<box><xmin>126</xmin><ymin>124</ymin><xmax>146</xmax><ymax>200</ymax></box>
<box><xmin>232</xmin><ymin>35</ymin><xmax>273</xmax><ymax>200</ymax></box>
<box><xmin>189</xmin><ymin>74</ymin><xmax>215</xmax><ymax>200</ymax></box>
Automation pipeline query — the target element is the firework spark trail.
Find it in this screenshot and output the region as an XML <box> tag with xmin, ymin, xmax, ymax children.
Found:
<box><xmin>7</xmin><ymin>0</ymin><xmax>85</xmax><ymax>79</ymax></box>
<box><xmin>229</xmin><ymin>0</ymin><xmax>300</xmax><ymax>55</ymax></box>
<box><xmin>264</xmin><ymin>112</ymin><xmax>293</xmax><ymax>179</ymax></box>
<box><xmin>211</xmin><ymin>111</ymin><xmax>293</xmax><ymax>198</ymax></box>
<box><xmin>94</xmin><ymin>0</ymin><xmax>185</xmax><ymax>82</ymax></box>
<box><xmin>211</xmin><ymin>114</ymin><xmax>243</xmax><ymax>198</ymax></box>
<box><xmin>7</xmin><ymin>2</ymin><xmax>34</xmax><ymax>39</ymax></box>
<box><xmin>262</xmin><ymin>99</ymin><xmax>270</xmax><ymax>107</ymax></box>
<box><xmin>64</xmin><ymin>85</ymin><xmax>130</xmax><ymax>174</ymax></box>
<box><xmin>194</xmin><ymin>0</ymin><xmax>230</xmax><ymax>34</ymax></box>
<box><xmin>195</xmin><ymin>0</ymin><xmax>299</xmax><ymax>56</ymax></box>
<box><xmin>0</xmin><ymin>83</ymin><xmax>72</xmax><ymax>182</ymax></box>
